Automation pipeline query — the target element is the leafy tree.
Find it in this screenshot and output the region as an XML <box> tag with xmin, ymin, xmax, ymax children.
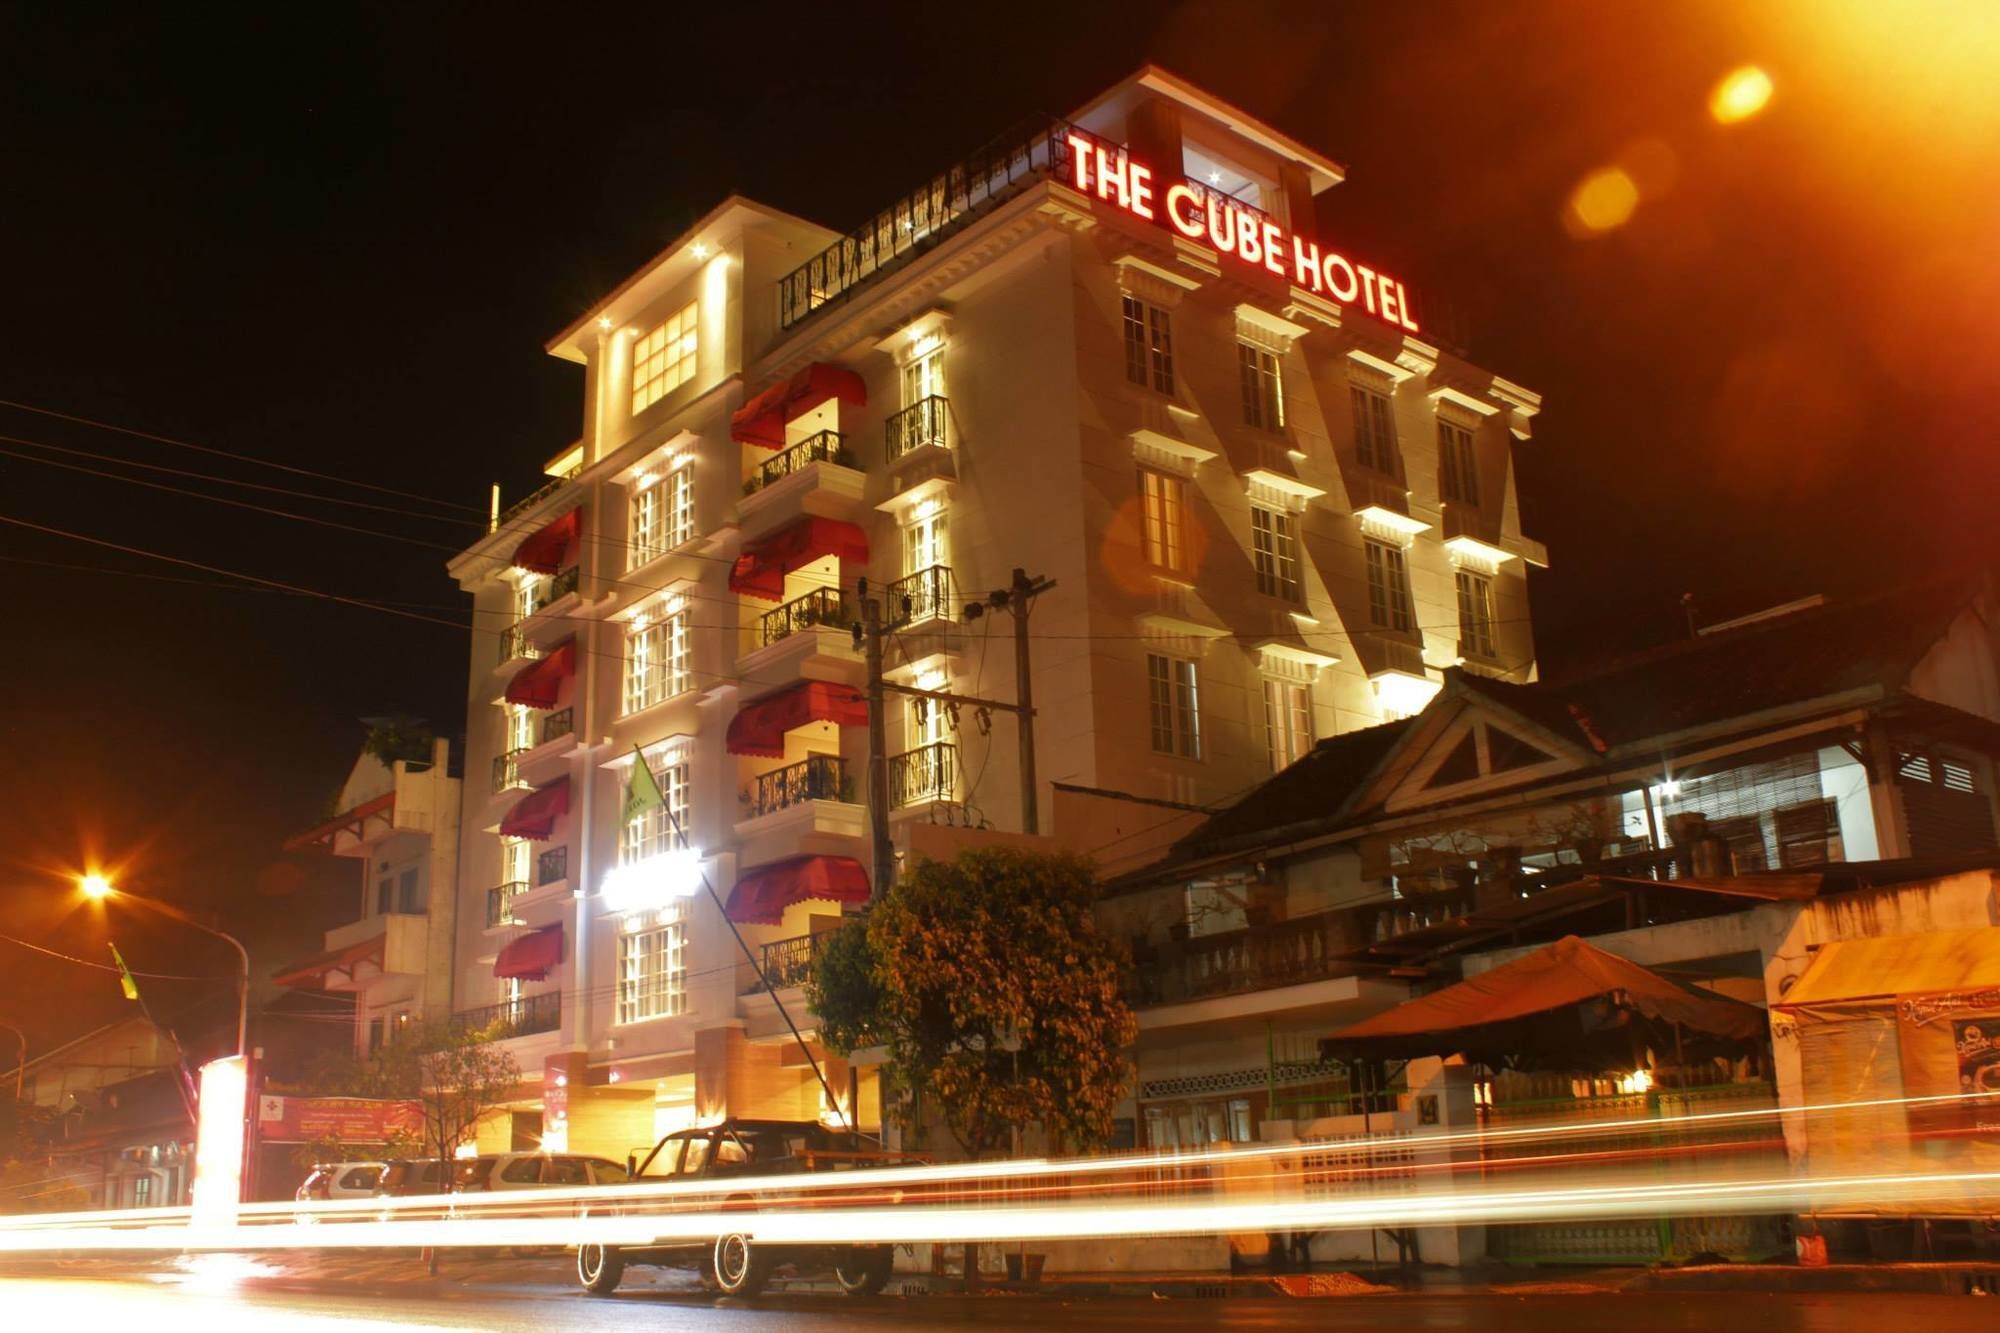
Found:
<box><xmin>307</xmin><ymin>1020</ymin><xmax>517</xmax><ymax>1172</ymax></box>
<box><xmin>361</xmin><ymin>717</ymin><xmax>434</xmax><ymax>768</ymax></box>
<box><xmin>810</xmin><ymin>847</ymin><xmax>1136</xmax><ymax>1158</ymax></box>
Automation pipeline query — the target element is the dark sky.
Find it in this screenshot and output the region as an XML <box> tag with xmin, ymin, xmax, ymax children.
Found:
<box><xmin>2</xmin><ymin>3</ymin><xmax>1995</xmax><ymax>1057</ymax></box>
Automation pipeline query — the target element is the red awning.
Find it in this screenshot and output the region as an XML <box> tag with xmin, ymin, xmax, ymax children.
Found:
<box><xmin>499</xmin><ymin>776</ymin><xmax>571</xmax><ymax>839</ymax></box>
<box><xmin>512</xmin><ymin>507</ymin><xmax>582</xmax><ymax>575</ymax></box>
<box><xmin>725</xmin><ymin>680</ymin><xmax>869</xmax><ymax>757</ymax></box>
<box><xmin>504</xmin><ymin>639</ymin><xmax>575</xmax><ymax>710</ymax></box>
<box><xmin>725</xmin><ymin>855</ymin><xmax>870</xmax><ymax>925</ymax></box>
<box><xmin>729</xmin><ymin>363</ymin><xmax>868</xmax><ymax>447</ymax></box>
<box><xmin>728</xmin><ymin>516</ymin><xmax>870</xmax><ymax>601</ymax></box>
<box><xmin>494</xmin><ymin>925</ymin><xmax>564</xmax><ymax>981</ymax></box>
<box><xmin>273</xmin><ymin>934</ymin><xmax>386</xmax><ymax>988</ymax></box>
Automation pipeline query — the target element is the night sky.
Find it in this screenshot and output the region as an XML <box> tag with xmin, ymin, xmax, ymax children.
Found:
<box><xmin>2</xmin><ymin>3</ymin><xmax>1994</xmax><ymax>1057</ymax></box>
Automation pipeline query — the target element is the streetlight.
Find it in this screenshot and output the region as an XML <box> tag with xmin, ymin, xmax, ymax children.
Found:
<box><xmin>79</xmin><ymin>874</ymin><xmax>250</xmax><ymax>1058</ymax></box>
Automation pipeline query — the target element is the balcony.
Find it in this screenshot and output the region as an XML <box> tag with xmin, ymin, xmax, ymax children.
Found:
<box><xmin>890</xmin><ymin>741</ymin><xmax>956</xmax><ymax>808</ymax></box>
<box><xmin>492</xmin><ymin>749</ymin><xmax>530</xmax><ymax>794</ymax></box>
<box><xmin>485</xmin><ymin>880</ymin><xmax>529</xmax><ymax>929</ymax></box>
<box><xmin>539</xmin><ymin>707</ymin><xmax>574</xmax><ymax>745</ymax></box>
<box><xmin>491</xmin><ymin>463</ymin><xmax>581</xmax><ymax>534</ymax></box>
<box><xmin>885</xmin><ymin>396</ymin><xmax>950</xmax><ymax>464</ymax></box>
<box><xmin>888</xmin><ymin>564</ymin><xmax>956</xmax><ymax>628</ymax></box>
<box><xmin>747</xmin><ymin>430</ymin><xmax>854</xmax><ymax>494</ymax></box>
<box><xmin>498</xmin><ymin>625</ymin><xmax>542</xmax><ymax>668</ymax></box>
<box><xmin>740</xmin><ymin>931</ymin><xmax>825</xmax><ymax>995</ymax></box>
<box><xmin>748</xmin><ymin>754</ymin><xmax>850</xmax><ymax>821</ymax></box>
<box><xmin>537</xmin><ymin>845</ymin><xmax>569</xmax><ymax>887</ymax></box>
<box><xmin>758</xmin><ymin>587</ymin><xmax>850</xmax><ymax>649</ymax></box>
<box><xmin>1128</xmin><ymin>906</ymin><xmax>1375</xmax><ymax>1008</ymax></box>
<box><xmin>455</xmin><ymin>991</ymin><xmax>561</xmax><ymax>1040</ymax></box>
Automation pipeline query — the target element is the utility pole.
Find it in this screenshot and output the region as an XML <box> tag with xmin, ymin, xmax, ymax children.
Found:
<box><xmin>987</xmin><ymin>569</ymin><xmax>1055</xmax><ymax>834</ymax></box>
<box><xmin>857</xmin><ymin>582</ymin><xmax>897</xmax><ymax>898</ymax></box>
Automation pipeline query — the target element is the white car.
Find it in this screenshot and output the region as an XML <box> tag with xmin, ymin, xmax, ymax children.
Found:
<box><xmin>455</xmin><ymin>1152</ymin><xmax>630</xmax><ymax>1192</ymax></box>
<box><xmin>297</xmin><ymin>1161</ymin><xmax>388</xmax><ymax>1202</ymax></box>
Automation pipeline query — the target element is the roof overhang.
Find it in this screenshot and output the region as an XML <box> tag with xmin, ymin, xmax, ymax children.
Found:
<box><xmin>285</xmin><ymin>792</ymin><xmax>395</xmax><ymax>854</ymax></box>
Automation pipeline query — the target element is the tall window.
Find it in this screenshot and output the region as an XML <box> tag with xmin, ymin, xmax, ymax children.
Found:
<box><xmin>902</xmin><ymin>346</ymin><xmax>945</xmax><ymax>404</ymax></box>
<box><xmin>501</xmin><ymin>837</ymin><xmax>531</xmax><ymax>887</ymax></box>
<box><xmin>1147</xmin><ymin>653</ymin><xmax>1202</xmax><ymax>759</ymax></box>
<box><xmin>1122</xmin><ymin>296</ymin><xmax>1175</xmax><ymax>394</ymax></box>
<box><xmin>1456</xmin><ymin>570</ymin><xmax>1496</xmax><ymax>658</ymax></box>
<box><xmin>1250</xmin><ymin>505</ymin><xmax>1300</xmax><ymax>600</ymax></box>
<box><xmin>1365</xmin><ymin>539</ymin><xmax>1414</xmax><ymax>632</ymax></box>
<box><xmin>623</xmin><ymin>608</ymin><xmax>690</xmax><ymax>714</ymax></box>
<box><xmin>1438</xmin><ymin>420</ymin><xmax>1480</xmax><ymax>506</ymax></box>
<box><xmin>1350</xmin><ymin>384</ymin><xmax>1401</xmax><ymax>476</ymax></box>
<box><xmin>1239</xmin><ymin>343</ymin><xmax>1284</xmax><ymax>430</ymax></box>
<box><xmin>505</xmin><ymin>703</ymin><xmax>535</xmax><ymax>755</ymax></box>
<box><xmin>629</xmin><ymin>465</ymin><xmax>695</xmax><ymax>568</ymax></box>
<box><xmin>631</xmin><ymin>303</ymin><xmax>698</xmax><ymax>414</ymax></box>
<box><xmin>1263</xmin><ymin>679</ymin><xmax>1313</xmax><ymax>772</ymax></box>
<box><xmin>616</xmin><ymin>908</ymin><xmax>687</xmax><ymax>1025</ymax></box>
<box><xmin>619</xmin><ymin>755</ymin><xmax>691</xmax><ymax>863</ymax></box>
<box><xmin>1138</xmin><ymin>468</ymin><xmax>1188</xmax><ymax>573</ymax></box>
<box><xmin>397</xmin><ymin>868</ymin><xmax>419</xmax><ymax>914</ymax></box>
<box><xmin>903</xmin><ymin>508</ymin><xmax>948</xmax><ymax>574</ymax></box>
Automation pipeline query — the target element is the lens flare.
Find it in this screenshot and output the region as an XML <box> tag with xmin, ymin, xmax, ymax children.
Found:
<box><xmin>1710</xmin><ymin>65</ymin><xmax>1775</xmax><ymax>124</ymax></box>
<box><xmin>1564</xmin><ymin>167</ymin><xmax>1640</xmax><ymax>236</ymax></box>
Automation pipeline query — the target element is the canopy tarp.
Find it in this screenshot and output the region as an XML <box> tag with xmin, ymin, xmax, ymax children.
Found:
<box><xmin>728</xmin><ymin>516</ymin><xmax>869</xmax><ymax>601</ymax></box>
<box><xmin>511</xmin><ymin>506</ymin><xmax>581</xmax><ymax>575</ymax></box>
<box><xmin>1772</xmin><ymin>925</ymin><xmax>2000</xmax><ymax>1014</ymax></box>
<box><xmin>1321</xmin><ymin>934</ymin><xmax>1768</xmax><ymax>1069</ymax></box>
<box><xmin>725</xmin><ymin>680</ymin><xmax>868</xmax><ymax>757</ymax></box>
<box><xmin>494</xmin><ymin>925</ymin><xmax>563</xmax><ymax>982</ymax></box>
<box><xmin>499</xmin><ymin>776</ymin><xmax>571</xmax><ymax>840</ymax></box>
<box><xmin>725</xmin><ymin>854</ymin><xmax>869</xmax><ymax>925</ymax></box>
<box><xmin>730</xmin><ymin>363</ymin><xmax>867</xmax><ymax>447</ymax></box>
<box><xmin>503</xmin><ymin>639</ymin><xmax>574</xmax><ymax>710</ymax></box>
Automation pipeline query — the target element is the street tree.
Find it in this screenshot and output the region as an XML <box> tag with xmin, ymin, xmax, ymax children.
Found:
<box><xmin>309</xmin><ymin>1020</ymin><xmax>517</xmax><ymax>1172</ymax></box>
<box><xmin>810</xmin><ymin>847</ymin><xmax>1136</xmax><ymax>1158</ymax></box>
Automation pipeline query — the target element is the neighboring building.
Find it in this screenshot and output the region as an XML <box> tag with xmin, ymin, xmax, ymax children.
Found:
<box><xmin>442</xmin><ymin>66</ymin><xmax>1545</xmax><ymax>1155</ymax></box>
<box><xmin>4</xmin><ymin>1017</ymin><xmax>194</xmax><ymax>1210</ymax></box>
<box><xmin>1105</xmin><ymin>576</ymin><xmax>2000</xmax><ymax>1154</ymax></box>
<box><xmin>276</xmin><ymin>737</ymin><xmax>461</xmax><ymax>1056</ymax></box>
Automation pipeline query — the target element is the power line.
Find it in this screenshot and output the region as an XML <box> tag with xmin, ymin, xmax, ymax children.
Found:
<box><xmin>0</xmin><ymin>931</ymin><xmax>229</xmax><ymax>983</ymax></box>
<box><xmin>0</xmin><ymin>397</ymin><xmax>485</xmax><ymax>515</ymax></box>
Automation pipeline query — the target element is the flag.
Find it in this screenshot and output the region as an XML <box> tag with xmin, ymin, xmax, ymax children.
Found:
<box><xmin>621</xmin><ymin>745</ymin><xmax>666</xmax><ymax>829</ymax></box>
<box><xmin>109</xmin><ymin>942</ymin><xmax>141</xmax><ymax>1003</ymax></box>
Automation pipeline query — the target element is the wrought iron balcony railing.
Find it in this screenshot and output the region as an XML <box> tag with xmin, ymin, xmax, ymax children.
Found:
<box><xmin>749</xmin><ymin>429</ymin><xmax>853</xmax><ymax>493</ymax></box>
<box><xmin>539</xmin><ymin>707</ymin><xmax>574</xmax><ymax>745</ymax></box>
<box><xmin>743</xmin><ymin>931</ymin><xmax>826</xmax><ymax>994</ymax></box>
<box><xmin>758</xmin><ymin>586</ymin><xmax>850</xmax><ymax>648</ymax></box>
<box><xmin>547</xmin><ymin>565</ymin><xmax>580</xmax><ymax>602</ymax></box>
<box><xmin>498</xmin><ymin>625</ymin><xmax>541</xmax><ymax>665</ymax></box>
<box><xmin>485</xmin><ymin>880</ymin><xmax>529</xmax><ymax>929</ymax></box>
<box><xmin>884</xmin><ymin>395</ymin><xmax>949</xmax><ymax>462</ymax></box>
<box><xmin>455</xmin><ymin>990</ymin><xmax>560</xmax><ymax>1039</ymax></box>
<box><xmin>889</xmin><ymin>741</ymin><xmax>956</xmax><ymax>808</ymax></box>
<box><xmin>491</xmin><ymin>462</ymin><xmax>582</xmax><ymax>533</ymax></box>
<box><xmin>747</xmin><ymin>754</ymin><xmax>849</xmax><ymax>820</ymax></box>
<box><xmin>888</xmin><ymin>564</ymin><xmax>955</xmax><ymax>627</ymax></box>
<box><xmin>537</xmin><ymin>845</ymin><xmax>569</xmax><ymax>886</ymax></box>
<box><xmin>492</xmin><ymin>749</ymin><xmax>529</xmax><ymax>793</ymax></box>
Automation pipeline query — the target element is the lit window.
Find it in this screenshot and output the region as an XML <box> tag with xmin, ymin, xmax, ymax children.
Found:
<box><xmin>1438</xmin><ymin>420</ymin><xmax>1479</xmax><ymax>506</ymax></box>
<box><xmin>505</xmin><ymin>703</ymin><xmax>535</xmax><ymax>754</ymax></box>
<box><xmin>903</xmin><ymin>507</ymin><xmax>948</xmax><ymax>574</ymax></box>
<box><xmin>1121</xmin><ymin>296</ymin><xmax>1175</xmax><ymax>394</ymax></box>
<box><xmin>1250</xmin><ymin>505</ymin><xmax>1300</xmax><ymax>601</ymax></box>
<box><xmin>902</xmin><ymin>345</ymin><xmax>945</xmax><ymax>405</ymax></box>
<box><xmin>622</xmin><ymin>608</ymin><xmax>690</xmax><ymax>715</ymax></box>
<box><xmin>631</xmin><ymin>303</ymin><xmax>698</xmax><ymax>414</ymax></box>
<box><xmin>1239</xmin><ymin>343</ymin><xmax>1284</xmax><ymax>431</ymax></box>
<box><xmin>1263</xmin><ymin>679</ymin><xmax>1312</xmax><ymax>772</ymax></box>
<box><xmin>1147</xmin><ymin>653</ymin><xmax>1202</xmax><ymax>759</ymax></box>
<box><xmin>1139</xmin><ymin>468</ymin><xmax>1188</xmax><ymax>574</ymax></box>
<box><xmin>1365</xmin><ymin>539</ymin><xmax>1414</xmax><ymax>632</ymax></box>
<box><xmin>616</xmin><ymin>908</ymin><xmax>687</xmax><ymax>1025</ymax></box>
<box><xmin>1350</xmin><ymin>384</ymin><xmax>1400</xmax><ymax>477</ymax></box>
<box><xmin>1456</xmin><ymin>570</ymin><xmax>1496</xmax><ymax>658</ymax></box>
<box><xmin>500</xmin><ymin>837</ymin><xmax>531</xmax><ymax>887</ymax></box>
<box><xmin>619</xmin><ymin>756</ymin><xmax>691</xmax><ymax>864</ymax></box>
<box><xmin>629</xmin><ymin>464</ymin><xmax>695</xmax><ymax>569</ymax></box>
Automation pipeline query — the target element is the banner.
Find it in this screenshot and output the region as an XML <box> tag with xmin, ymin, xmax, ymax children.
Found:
<box><xmin>1896</xmin><ymin>989</ymin><xmax>2000</xmax><ymax>1137</ymax></box>
<box><xmin>256</xmin><ymin>1094</ymin><xmax>422</xmax><ymax>1143</ymax></box>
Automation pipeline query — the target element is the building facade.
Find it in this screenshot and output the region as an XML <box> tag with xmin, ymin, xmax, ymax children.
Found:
<box><xmin>277</xmin><ymin>737</ymin><xmax>461</xmax><ymax>1055</ymax></box>
<box><xmin>443</xmin><ymin>68</ymin><xmax>1544</xmax><ymax>1156</ymax></box>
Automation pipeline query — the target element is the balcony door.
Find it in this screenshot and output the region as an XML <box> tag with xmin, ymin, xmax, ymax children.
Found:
<box><xmin>901</xmin><ymin>347</ymin><xmax>944</xmax><ymax>406</ymax></box>
<box><xmin>903</xmin><ymin>509</ymin><xmax>948</xmax><ymax>575</ymax></box>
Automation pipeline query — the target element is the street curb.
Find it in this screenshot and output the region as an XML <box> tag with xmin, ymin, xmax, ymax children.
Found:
<box><xmin>1622</xmin><ymin>1263</ymin><xmax>2000</xmax><ymax>1297</ymax></box>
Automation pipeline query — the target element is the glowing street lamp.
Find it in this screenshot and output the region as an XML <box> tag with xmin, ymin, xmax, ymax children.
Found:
<box><xmin>78</xmin><ymin>874</ymin><xmax>250</xmax><ymax>1059</ymax></box>
<box><xmin>78</xmin><ymin>873</ymin><xmax>112</xmax><ymax>901</ymax></box>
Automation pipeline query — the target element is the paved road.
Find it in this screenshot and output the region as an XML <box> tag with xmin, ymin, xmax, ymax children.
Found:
<box><xmin>1</xmin><ymin>1264</ymin><xmax>1996</xmax><ymax>1331</ymax></box>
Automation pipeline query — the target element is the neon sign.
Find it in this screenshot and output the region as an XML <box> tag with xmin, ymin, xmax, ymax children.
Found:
<box><xmin>1061</xmin><ymin>131</ymin><xmax>1420</xmax><ymax>333</ymax></box>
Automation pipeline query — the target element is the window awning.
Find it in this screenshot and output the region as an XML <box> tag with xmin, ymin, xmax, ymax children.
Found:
<box><xmin>504</xmin><ymin>639</ymin><xmax>575</xmax><ymax>709</ymax></box>
<box><xmin>725</xmin><ymin>680</ymin><xmax>869</xmax><ymax>758</ymax></box>
<box><xmin>512</xmin><ymin>507</ymin><xmax>582</xmax><ymax>575</ymax></box>
<box><xmin>494</xmin><ymin>925</ymin><xmax>564</xmax><ymax>981</ymax></box>
<box><xmin>499</xmin><ymin>776</ymin><xmax>571</xmax><ymax>839</ymax></box>
<box><xmin>728</xmin><ymin>516</ymin><xmax>870</xmax><ymax>601</ymax></box>
<box><xmin>725</xmin><ymin>854</ymin><xmax>870</xmax><ymax>925</ymax></box>
<box><xmin>1771</xmin><ymin>925</ymin><xmax>2000</xmax><ymax>1015</ymax></box>
<box><xmin>273</xmin><ymin>934</ymin><xmax>385</xmax><ymax>988</ymax></box>
<box><xmin>729</xmin><ymin>363</ymin><xmax>868</xmax><ymax>447</ymax></box>
<box><xmin>1320</xmin><ymin>935</ymin><xmax>1768</xmax><ymax>1068</ymax></box>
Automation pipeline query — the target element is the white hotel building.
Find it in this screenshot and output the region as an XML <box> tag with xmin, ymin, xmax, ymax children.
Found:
<box><xmin>444</xmin><ymin>67</ymin><xmax>1546</xmax><ymax>1156</ymax></box>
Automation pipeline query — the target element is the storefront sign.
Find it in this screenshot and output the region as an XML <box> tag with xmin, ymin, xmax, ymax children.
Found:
<box><xmin>1896</xmin><ymin>992</ymin><xmax>2000</xmax><ymax>1136</ymax></box>
<box><xmin>1061</xmin><ymin>129</ymin><xmax>1422</xmax><ymax>333</ymax></box>
<box><xmin>255</xmin><ymin>1094</ymin><xmax>422</xmax><ymax>1143</ymax></box>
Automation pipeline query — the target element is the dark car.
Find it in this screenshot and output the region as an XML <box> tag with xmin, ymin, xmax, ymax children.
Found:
<box><xmin>575</xmin><ymin>1119</ymin><xmax>912</xmax><ymax>1298</ymax></box>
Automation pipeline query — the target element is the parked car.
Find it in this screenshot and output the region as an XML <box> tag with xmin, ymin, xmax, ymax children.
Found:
<box><xmin>453</xmin><ymin>1153</ymin><xmax>631</xmax><ymax>1192</ymax></box>
<box><xmin>374</xmin><ymin>1157</ymin><xmax>458</xmax><ymax>1197</ymax></box>
<box><xmin>296</xmin><ymin>1161</ymin><xmax>387</xmax><ymax>1202</ymax></box>
<box><xmin>574</xmin><ymin>1119</ymin><xmax>915</xmax><ymax>1298</ymax></box>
